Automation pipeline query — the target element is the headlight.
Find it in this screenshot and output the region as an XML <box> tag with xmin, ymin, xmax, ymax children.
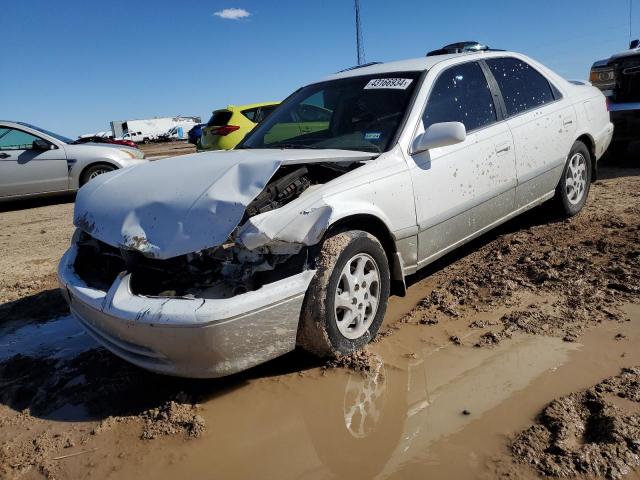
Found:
<box><xmin>589</xmin><ymin>67</ymin><xmax>616</xmax><ymax>89</ymax></box>
<box><xmin>119</xmin><ymin>149</ymin><xmax>136</xmax><ymax>159</ymax></box>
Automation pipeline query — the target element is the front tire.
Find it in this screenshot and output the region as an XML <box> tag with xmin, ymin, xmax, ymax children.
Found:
<box><xmin>554</xmin><ymin>141</ymin><xmax>591</xmax><ymax>217</ymax></box>
<box><xmin>298</xmin><ymin>230</ymin><xmax>390</xmax><ymax>357</ymax></box>
<box><xmin>80</xmin><ymin>164</ymin><xmax>115</xmax><ymax>186</ymax></box>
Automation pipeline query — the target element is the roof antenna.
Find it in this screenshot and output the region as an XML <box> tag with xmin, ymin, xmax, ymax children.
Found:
<box><xmin>355</xmin><ymin>0</ymin><xmax>365</xmax><ymax>65</ymax></box>
<box><xmin>630</xmin><ymin>0</ymin><xmax>634</xmax><ymax>46</ymax></box>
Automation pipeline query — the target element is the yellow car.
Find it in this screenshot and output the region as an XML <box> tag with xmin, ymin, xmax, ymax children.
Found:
<box><xmin>199</xmin><ymin>102</ymin><xmax>279</xmax><ymax>151</ymax></box>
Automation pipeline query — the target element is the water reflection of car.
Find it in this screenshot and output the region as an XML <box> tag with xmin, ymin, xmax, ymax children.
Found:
<box><xmin>300</xmin><ymin>336</ymin><xmax>575</xmax><ymax>479</ymax></box>
<box><xmin>0</xmin><ymin>121</ymin><xmax>146</xmax><ymax>201</ymax></box>
<box><xmin>74</xmin><ymin>135</ymin><xmax>138</xmax><ymax>149</ymax></box>
<box><xmin>199</xmin><ymin>102</ymin><xmax>279</xmax><ymax>151</ymax></box>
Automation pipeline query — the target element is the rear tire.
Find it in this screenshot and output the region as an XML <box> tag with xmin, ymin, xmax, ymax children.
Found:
<box><xmin>554</xmin><ymin>141</ymin><xmax>591</xmax><ymax>217</ymax></box>
<box><xmin>298</xmin><ymin>230</ymin><xmax>390</xmax><ymax>357</ymax></box>
<box><xmin>80</xmin><ymin>164</ymin><xmax>115</xmax><ymax>186</ymax></box>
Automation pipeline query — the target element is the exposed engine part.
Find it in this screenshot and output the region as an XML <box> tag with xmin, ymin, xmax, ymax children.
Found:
<box><xmin>245</xmin><ymin>167</ymin><xmax>311</xmax><ymax>218</ymax></box>
<box><xmin>74</xmin><ymin>231</ymin><xmax>308</xmax><ymax>299</ymax></box>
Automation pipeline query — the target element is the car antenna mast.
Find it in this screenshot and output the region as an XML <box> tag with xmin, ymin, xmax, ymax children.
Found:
<box><xmin>355</xmin><ymin>0</ymin><xmax>365</xmax><ymax>65</ymax></box>
<box><xmin>629</xmin><ymin>0</ymin><xmax>633</xmax><ymax>44</ymax></box>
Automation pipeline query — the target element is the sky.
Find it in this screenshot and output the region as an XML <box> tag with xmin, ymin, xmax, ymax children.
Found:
<box><xmin>2</xmin><ymin>0</ymin><xmax>636</xmax><ymax>138</ymax></box>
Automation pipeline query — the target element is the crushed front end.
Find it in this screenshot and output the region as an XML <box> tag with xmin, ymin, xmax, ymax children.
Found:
<box><xmin>59</xmin><ymin>229</ymin><xmax>316</xmax><ymax>377</ymax></box>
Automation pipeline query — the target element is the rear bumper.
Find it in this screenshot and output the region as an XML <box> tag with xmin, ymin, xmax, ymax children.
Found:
<box><xmin>58</xmin><ymin>244</ymin><xmax>315</xmax><ymax>378</ymax></box>
<box><xmin>610</xmin><ymin>106</ymin><xmax>640</xmax><ymax>143</ymax></box>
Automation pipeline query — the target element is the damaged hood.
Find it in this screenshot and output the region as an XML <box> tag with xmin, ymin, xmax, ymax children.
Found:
<box><xmin>74</xmin><ymin>149</ymin><xmax>374</xmax><ymax>259</ymax></box>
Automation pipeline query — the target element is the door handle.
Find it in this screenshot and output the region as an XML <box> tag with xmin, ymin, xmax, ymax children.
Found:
<box><xmin>495</xmin><ymin>144</ymin><xmax>511</xmax><ymax>154</ymax></box>
<box><xmin>0</xmin><ymin>153</ymin><xmax>10</xmax><ymax>159</ymax></box>
<box><xmin>563</xmin><ymin>119</ymin><xmax>573</xmax><ymax>126</ymax></box>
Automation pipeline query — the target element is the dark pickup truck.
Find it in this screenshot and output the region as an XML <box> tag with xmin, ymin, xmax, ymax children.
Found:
<box><xmin>590</xmin><ymin>40</ymin><xmax>640</xmax><ymax>155</ymax></box>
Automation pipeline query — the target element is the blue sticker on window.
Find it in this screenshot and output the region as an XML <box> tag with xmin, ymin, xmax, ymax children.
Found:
<box><xmin>364</xmin><ymin>132</ymin><xmax>381</xmax><ymax>141</ymax></box>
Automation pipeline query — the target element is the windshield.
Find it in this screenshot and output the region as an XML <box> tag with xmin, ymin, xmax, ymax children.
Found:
<box><xmin>239</xmin><ymin>71</ymin><xmax>422</xmax><ymax>153</ymax></box>
<box><xmin>16</xmin><ymin>122</ymin><xmax>74</xmax><ymax>144</ymax></box>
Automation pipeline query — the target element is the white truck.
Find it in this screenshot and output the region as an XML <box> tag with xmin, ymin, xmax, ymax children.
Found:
<box><xmin>158</xmin><ymin>121</ymin><xmax>201</xmax><ymax>141</ymax></box>
<box><xmin>111</xmin><ymin>117</ymin><xmax>201</xmax><ymax>144</ymax></box>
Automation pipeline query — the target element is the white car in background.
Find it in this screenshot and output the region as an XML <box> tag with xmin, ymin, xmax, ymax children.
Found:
<box><xmin>59</xmin><ymin>48</ymin><xmax>612</xmax><ymax>378</ymax></box>
<box><xmin>0</xmin><ymin>121</ymin><xmax>146</xmax><ymax>201</ymax></box>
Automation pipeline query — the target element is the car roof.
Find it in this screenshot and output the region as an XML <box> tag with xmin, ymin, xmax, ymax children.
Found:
<box><xmin>215</xmin><ymin>102</ymin><xmax>280</xmax><ymax>113</ymax></box>
<box><xmin>319</xmin><ymin>50</ymin><xmax>519</xmax><ymax>82</ymax></box>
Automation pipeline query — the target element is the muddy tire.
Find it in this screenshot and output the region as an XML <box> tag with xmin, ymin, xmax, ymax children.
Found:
<box><xmin>80</xmin><ymin>164</ymin><xmax>115</xmax><ymax>186</ymax></box>
<box><xmin>554</xmin><ymin>141</ymin><xmax>591</xmax><ymax>217</ymax></box>
<box><xmin>298</xmin><ymin>230</ymin><xmax>390</xmax><ymax>357</ymax></box>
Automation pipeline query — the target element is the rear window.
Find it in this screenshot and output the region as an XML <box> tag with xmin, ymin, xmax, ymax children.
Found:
<box><xmin>207</xmin><ymin>110</ymin><xmax>232</xmax><ymax>127</ymax></box>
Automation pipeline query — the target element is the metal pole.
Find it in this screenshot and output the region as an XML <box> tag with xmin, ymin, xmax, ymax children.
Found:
<box><xmin>630</xmin><ymin>0</ymin><xmax>633</xmax><ymax>45</ymax></box>
<box><xmin>355</xmin><ymin>0</ymin><xmax>365</xmax><ymax>65</ymax></box>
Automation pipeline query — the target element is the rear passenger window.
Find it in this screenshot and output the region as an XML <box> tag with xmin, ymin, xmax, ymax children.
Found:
<box><xmin>486</xmin><ymin>58</ymin><xmax>556</xmax><ymax>116</ymax></box>
<box><xmin>241</xmin><ymin>108</ymin><xmax>259</xmax><ymax>122</ymax></box>
<box><xmin>253</xmin><ymin>106</ymin><xmax>276</xmax><ymax>123</ymax></box>
<box><xmin>423</xmin><ymin>61</ymin><xmax>497</xmax><ymax>132</ymax></box>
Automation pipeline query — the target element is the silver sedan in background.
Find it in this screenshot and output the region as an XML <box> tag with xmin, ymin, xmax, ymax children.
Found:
<box><xmin>0</xmin><ymin>121</ymin><xmax>147</xmax><ymax>201</ymax></box>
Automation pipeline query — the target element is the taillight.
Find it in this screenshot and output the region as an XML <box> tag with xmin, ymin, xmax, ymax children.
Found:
<box><xmin>212</xmin><ymin>125</ymin><xmax>240</xmax><ymax>136</ymax></box>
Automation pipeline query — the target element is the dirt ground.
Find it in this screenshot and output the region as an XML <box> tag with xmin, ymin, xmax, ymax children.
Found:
<box><xmin>138</xmin><ymin>140</ymin><xmax>196</xmax><ymax>159</ymax></box>
<box><xmin>0</xmin><ymin>150</ymin><xmax>639</xmax><ymax>480</ymax></box>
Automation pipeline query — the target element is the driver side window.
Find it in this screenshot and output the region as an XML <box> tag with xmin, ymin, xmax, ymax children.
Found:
<box><xmin>0</xmin><ymin>128</ymin><xmax>41</xmax><ymax>151</ymax></box>
<box><xmin>423</xmin><ymin>62</ymin><xmax>497</xmax><ymax>132</ymax></box>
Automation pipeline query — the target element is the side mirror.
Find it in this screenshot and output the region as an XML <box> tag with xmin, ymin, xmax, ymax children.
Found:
<box><xmin>32</xmin><ymin>139</ymin><xmax>53</xmax><ymax>151</ymax></box>
<box><xmin>630</xmin><ymin>39</ymin><xmax>639</xmax><ymax>49</ymax></box>
<box><xmin>411</xmin><ymin>121</ymin><xmax>466</xmax><ymax>154</ymax></box>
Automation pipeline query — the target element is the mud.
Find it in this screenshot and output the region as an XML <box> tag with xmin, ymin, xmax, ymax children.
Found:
<box><xmin>140</xmin><ymin>393</ymin><xmax>205</xmax><ymax>440</ymax></box>
<box><xmin>324</xmin><ymin>348</ymin><xmax>377</xmax><ymax>372</ymax></box>
<box><xmin>512</xmin><ymin>367</ymin><xmax>640</xmax><ymax>479</ymax></box>
<box><xmin>0</xmin><ymin>158</ymin><xmax>639</xmax><ymax>479</ymax></box>
<box><xmin>138</xmin><ymin>140</ymin><xmax>196</xmax><ymax>160</ymax></box>
<box><xmin>399</xmin><ymin>176</ymin><xmax>640</xmax><ymax>347</ymax></box>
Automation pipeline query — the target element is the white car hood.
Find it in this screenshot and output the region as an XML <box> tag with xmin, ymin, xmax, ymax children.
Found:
<box><xmin>74</xmin><ymin>149</ymin><xmax>374</xmax><ymax>259</ymax></box>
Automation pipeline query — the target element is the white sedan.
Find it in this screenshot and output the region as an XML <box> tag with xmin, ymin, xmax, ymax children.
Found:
<box><xmin>59</xmin><ymin>49</ymin><xmax>613</xmax><ymax>377</ymax></box>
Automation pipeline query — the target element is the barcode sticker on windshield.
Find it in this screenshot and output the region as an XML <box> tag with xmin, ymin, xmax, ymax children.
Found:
<box><xmin>364</xmin><ymin>78</ymin><xmax>413</xmax><ymax>90</ymax></box>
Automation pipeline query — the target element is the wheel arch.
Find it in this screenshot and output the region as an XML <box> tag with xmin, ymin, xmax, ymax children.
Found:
<box><xmin>77</xmin><ymin>161</ymin><xmax>119</xmax><ymax>187</ymax></box>
<box><xmin>575</xmin><ymin>133</ymin><xmax>597</xmax><ymax>182</ymax></box>
<box><xmin>326</xmin><ymin>213</ymin><xmax>407</xmax><ymax>296</ymax></box>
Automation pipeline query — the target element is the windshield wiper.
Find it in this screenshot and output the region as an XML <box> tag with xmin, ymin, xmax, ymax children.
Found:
<box><xmin>263</xmin><ymin>144</ymin><xmax>318</xmax><ymax>149</ymax></box>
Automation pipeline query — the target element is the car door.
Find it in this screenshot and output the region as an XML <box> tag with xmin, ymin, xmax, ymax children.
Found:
<box><xmin>0</xmin><ymin>127</ymin><xmax>69</xmax><ymax>198</ymax></box>
<box><xmin>484</xmin><ymin>57</ymin><xmax>577</xmax><ymax>208</ymax></box>
<box><xmin>408</xmin><ymin>61</ymin><xmax>517</xmax><ymax>266</ymax></box>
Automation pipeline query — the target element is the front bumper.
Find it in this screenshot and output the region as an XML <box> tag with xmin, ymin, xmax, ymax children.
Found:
<box><xmin>58</xmin><ymin>244</ymin><xmax>315</xmax><ymax>378</ymax></box>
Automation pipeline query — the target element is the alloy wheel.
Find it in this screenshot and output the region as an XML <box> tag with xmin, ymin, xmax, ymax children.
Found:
<box><xmin>334</xmin><ymin>253</ymin><xmax>381</xmax><ymax>340</ymax></box>
<box><xmin>565</xmin><ymin>152</ymin><xmax>588</xmax><ymax>205</ymax></box>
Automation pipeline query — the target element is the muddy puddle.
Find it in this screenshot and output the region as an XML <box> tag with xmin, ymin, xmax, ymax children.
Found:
<box><xmin>0</xmin><ymin>315</ymin><xmax>94</xmax><ymax>362</ymax></box>
<box><xmin>38</xmin><ymin>304</ymin><xmax>638</xmax><ymax>480</ymax></box>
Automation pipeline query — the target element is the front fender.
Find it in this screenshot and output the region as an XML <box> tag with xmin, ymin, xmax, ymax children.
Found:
<box><xmin>237</xmin><ymin>198</ymin><xmax>397</xmax><ymax>253</ymax></box>
<box><xmin>68</xmin><ymin>158</ymin><xmax>121</xmax><ymax>190</ymax></box>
